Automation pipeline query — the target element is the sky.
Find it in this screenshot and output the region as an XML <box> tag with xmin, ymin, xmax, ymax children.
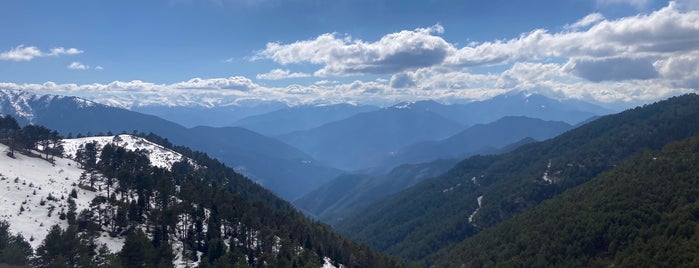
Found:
<box><xmin>0</xmin><ymin>0</ymin><xmax>697</xmax><ymax>108</ymax></box>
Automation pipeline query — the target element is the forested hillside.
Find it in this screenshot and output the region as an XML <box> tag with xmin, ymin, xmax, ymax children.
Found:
<box><xmin>335</xmin><ymin>94</ymin><xmax>699</xmax><ymax>264</ymax></box>
<box><xmin>0</xmin><ymin>115</ymin><xmax>402</xmax><ymax>267</ymax></box>
<box><xmin>434</xmin><ymin>132</ymin><xmax>699</xmax><ymax>267</ymax></box>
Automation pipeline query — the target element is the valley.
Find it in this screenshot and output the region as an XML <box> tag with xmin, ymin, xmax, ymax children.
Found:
<box><xmin>2</xmin><ymin>2</ymin><xmax>697</xmax><ymax>266</ymax></box>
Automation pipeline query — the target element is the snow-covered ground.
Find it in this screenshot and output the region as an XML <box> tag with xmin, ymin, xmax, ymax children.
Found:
<box><xmin>0</xmin><ymin>143</ymin><xmax>124</xmax><ymax>252</ymax></box>
<box><xmin>62</xmin><ymin>134</ymin><xmax>187</xmax><ymax>170</ymax></box>
<box><xmin>2</xmin><ymin>136</ymin><xmax>332</xmax><ymax>267</ymax></box>
<box><xmin>468</xmin><ymin>195</ymin><xmax>483</xmax><ymax>224</ymax></box>
<box><xmin>1</xmin><ymin>135</ymin><xmax>187</xmax><ymax>252</ymax></box>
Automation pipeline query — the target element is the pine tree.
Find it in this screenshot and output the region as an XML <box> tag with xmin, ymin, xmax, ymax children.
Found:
<box><xmin>119</xmin><ymin>229</ymin><xmax>155</xmax><ymax>268</ymax></box>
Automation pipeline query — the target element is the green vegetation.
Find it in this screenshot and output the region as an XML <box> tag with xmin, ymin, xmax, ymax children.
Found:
<box><xmin>435</xmin><ymin>132</ymin><xmax>699</xmax><ymax>267</ymax></box>
<box><xmin>0</xmin><ymin>115</ymin><xmax>403</xmax><ymax>268</ymax></box>
<box><xmin>335</xmin><ymin>94</ymin><xmax>699</xmax><ymax>264</ymax></box>
<box><xmin>0</xmin><ymin>221</ymin><xmax>32</xmax><ymax>266</ymax></box>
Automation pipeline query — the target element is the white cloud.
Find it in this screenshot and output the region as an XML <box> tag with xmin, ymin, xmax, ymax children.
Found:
<box><xmin>0</xmin><ymin>45</ymin><xmax>83</xmax><ymax>61</ymax></box>
<box><xmin>0</xmin><ymin>45</ymin><xmax>43</xmax><ymax>61</ymax></box>
<box><xmin>95</xmin><ymin>66</ymin><xmax>104</xmax><ymax>70</ymax></box>
<box><xmin>565</xmin><ymin>13</ymin><xmax>605</xmax><ymax>30</ymax></box>
<box><xmin>450</xmin><ymin>3</ymin><xmax>699</xmax><ymax>63</ymax></box>
<box><xmin>256</xmin><ymin>69</ymin><xmax>311</xmax><ymax>80</ymax></box>
<box><xmin>49</xmin><ymin>47</ymin><xmax>83</xmax><ymax>56</ymax></box>
<box><xmin>255</xmin><ymin>24</ymin><xmax>453</xmax><ymax>76</ymax></box>
<box><xmin>173</xmin><ymin>76</ymin><xmax>258</xmax><ymax>91</ymax></box>
<box><xmin>67</xmin><ymin>62</ymin><xmax>89</xmax><ymax>70</ymax></box>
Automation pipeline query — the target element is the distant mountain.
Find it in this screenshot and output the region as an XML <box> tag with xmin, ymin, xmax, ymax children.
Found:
<box><xmin>278</xmin><ymin>105</ymin><xmax>465</xmax><ymax>170</ymax></box>
<box><xmin>294</xmin><ymin>158</ymin><xmax>459</xmax><ymax>223</ymax></box>
<box><xmin>375</xmin><ymin>116</ymin><xmax>573</xmax><ymax>172</ymax></box>
<box><xmin>232</xmin><ymin>103</ymin><xmax>379</xmax><ymax>136</ymax></box>
<box><xmin>0</xmin><ymin>126</ymin><xmax>401</xmax><ymax>267</ymax></box>
<box><xmin>334</xmin><ymin>94</ymin><xmax>699</xmax><ymax>264</ymax></box>
<box><xmin>132</xmin><ymin>100</ymin><xmax>288</xmax><ymax>127</ymax></box>
<box><xmin>0</xmin><ymin>89</ymin><xmax>340</xmax><ymax>200</ymax></box>
<box><xmin>387</xmin><ymin>93</ymin><xmax>611</xmax><ymax>126</ymax></box>
<box><xmin>436</xmin><ymin>133</ymin><xmax>699</xmax><ymax>267</ymax></box>
<box><xmin>184</xmin><ymin>126</ymin><xmax>341</xmax><ymax>200</ymax></box>
<box><xmin>458</xmin><ymin>92</ymin><xmax>613</xmax><ymax>125</ymax></box>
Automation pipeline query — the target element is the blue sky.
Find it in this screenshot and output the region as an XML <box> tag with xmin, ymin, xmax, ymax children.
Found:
<box><xmin>0</xmin><ymin>0</ymin><xmax>697</xmax><ymax>108</ymax></box>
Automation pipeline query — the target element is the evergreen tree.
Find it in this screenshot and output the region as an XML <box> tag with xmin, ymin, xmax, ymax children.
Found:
<box><xmin>119</xmin><ymin>230</ymin><xmax>155</xmax><ymax>268</ymax></box>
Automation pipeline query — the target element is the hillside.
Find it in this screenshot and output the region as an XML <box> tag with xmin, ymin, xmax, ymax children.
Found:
<box><xmin>435</xmin><ymin>132</ymin><xmax>699</xmax><ymax>267</ymax></box>
<box><xmin>279</xmin><ymin>106</ymin><xmax>465</xmax><ymax>170</ymax></box>
<box><xmin>334</xmin><ymin>94</ymin><xmax>699</xmax><ymax>264</ymax></box>
<box><xmin>0</xmin><ymin>117</ymin><xmax>402</xmax><ymax>267</ymax></box>
<box><xmin>294</xmin><ymin>158</ymin><xmax>459</xmax><ymax>223</ymax></box>
<box><xmin>0</xmin><ymin>89</ymin><xmax>340</xmax><ymax>200</ymax></box>
<box><xmin>375</xmin><ymin>116</ymin><xmax>572</xmax><ymax>171</ymax></box>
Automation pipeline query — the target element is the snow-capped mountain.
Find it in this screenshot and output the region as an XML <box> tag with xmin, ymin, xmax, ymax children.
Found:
<box><xmin>0</xmin><ymin>89</ymin><xmax>97</xmax><ymax>125</ymax></box>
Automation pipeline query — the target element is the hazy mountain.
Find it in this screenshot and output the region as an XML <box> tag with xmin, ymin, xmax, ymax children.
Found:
<box><xmin>387</xmin><ymin>93</ymin><xmax>611</xmax><ymax>127</ymax></box>
<box><xmin>132</xmin><ymin>101</ymin><xmax>288</xmax><ymax>128</ymax></box>
<box><xmin>278</xmin><ymin>105</ymin><xmax>465</xmax><ymax>170</ymax></box>
<box><xmin>0</xmin><ymin>89</ymin><xmax>340</xmax><ymax>200</ymax></box>
<box><xmin>232</xmin><ymin>103</ymin><xmax>379</xmax><ymax>136</ymax></box>
<box><xmin>457</xmin><ymin>92</ymin><xmax>613</xmax><ymax>125</ymax></box>
<box><xmin>374</xmin><ymin>116</ymin><xmax>572</xmax><ymax>172</ymax></box>
<box><xmin>334</xmin><ymin>94</ymin><xmax>699</xmax><ymax>264</ymax></box>
<box><xmin>436</xmin><ymin>132</ymin><xmax>699</xmax><ymax>267</ymax></box>
<box><xmin>294</xmin><ymin>158</ymin><xmax>459</xmax><ymax>223</ymax></box>
<box><xmin>0</xmin><ymin>126</ymin><xmax>400</xmax><ymax>267</ymax></box>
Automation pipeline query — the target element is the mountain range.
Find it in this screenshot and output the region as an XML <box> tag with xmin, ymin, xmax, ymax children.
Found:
<box><xmin>0</xmin><ymin>89</ymin><xmax>339</xmax><ymax>201</ymax></box>
<box><xmin>373</xmin><ymin>116</ymin><xmax>573</xmax><ymax>172</ymax></box>
<box><xmin>333</xmin><ymin>94</ymin><xmax>699</xmax><ymax>265</ymax></box>
<box><xmin>232</xmin><ymin>103</ymin><xmax>378</xmax><ymax>136</ymax></box>
<box><xmin>278</xmin><ymin>105</ymin><xmax>465</xmax><ymax>170</ymax></box>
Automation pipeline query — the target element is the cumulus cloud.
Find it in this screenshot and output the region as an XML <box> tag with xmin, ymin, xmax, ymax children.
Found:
<box><xmin>255</xmin><ymin>24</ymin><xmax>453</xmax><ymax>76</ymax></box>
<box><xmin>448</xmin><ymin>2</ymin><xmax>699</xmax><ymax>66</ymax></box>
<box><xmin>256</xmin><ymin>69</ymin><xmax>311</xmax><ymax>80</ymax></box>
<box><xmin>0</xmin><ymin>45</ymin><xmax>83</xmax><ymax>61</ymax></box>
<box><xmin>68</xmin><ymin>62</ymin><xmax>89</xmax><ymax>70</ymax></box>
<box><xmin>564</xmin><ymin>57</ymin><xmax>659</xmax><ymax>82</ymax></box>
<box><xmin>389</xmin><ymin>73</ymin><xmax>416</xmax><ymax>89</ymax></box>
<box><xmin>173</xmin><ymin>76</ymin><xmax>258</xmax><ymax>91</ymax></box>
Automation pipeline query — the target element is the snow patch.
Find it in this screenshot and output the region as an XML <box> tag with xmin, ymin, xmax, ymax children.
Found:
<box><xmin>542</xmin><ymin>160</ymin><xmax>553</xmax><ymax>184</ymax></box>
<box><xmin>468</xmin><ymin>195</ymin><xmax>483</xmax><ymax>224</ymax></box>
<box><xmin>62</xmin><ymin>134</ymin><xmax>188</xmax><ymax>170</ymax></box>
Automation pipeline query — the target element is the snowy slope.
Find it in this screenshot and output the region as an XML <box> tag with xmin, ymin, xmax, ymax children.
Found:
<box><xmin>1</xmin><ymin>135</ymin><xmax>186</xmax><ymax>253</ymax></box>
<box><xmin>0</xmin><ymin>143</ymin><xmax>124</xmax><ymax>252</ymax></box>
<box><xmin>62</xmin><ymin>134</ymin><xmax>188</xmax><ymax>170</ymax></box>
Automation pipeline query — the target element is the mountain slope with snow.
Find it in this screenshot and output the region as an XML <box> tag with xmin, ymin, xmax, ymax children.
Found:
<box><xmin>0</xmin><ymin>143</ymin><xmax>124</xmax><ymax>252</ymax></box>
<box><xmin>62</xmin><ymin>135</ymin><xmax>189</xmax><ymax>170</ymax></box>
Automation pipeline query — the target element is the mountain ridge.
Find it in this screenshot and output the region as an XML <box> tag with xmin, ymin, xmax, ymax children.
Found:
<box><xmin>0</xmin><ymin>89</ymin><xmax>340</xmax><ymax>201</ymax></box>
<box><xmin>334</xmin><ymin>93</ymin><xmax>699</xmax><ymax>264</ymax></box>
